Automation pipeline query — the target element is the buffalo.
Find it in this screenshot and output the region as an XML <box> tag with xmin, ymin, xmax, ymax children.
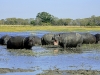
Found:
<box><xmin>7</xmin><ymin>36</ymin><xmax>34</xmax><ymax>49</ymax></box>
<box><xmin>52</xmin><ymin>32</ymin><xmax>83</xmax><ymax>50</ymax></box>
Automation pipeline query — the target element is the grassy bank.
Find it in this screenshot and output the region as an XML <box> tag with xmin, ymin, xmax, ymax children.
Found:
<box><xmin>0</xmin><ymin>25</ymin><xmax>100</xmax><ymax>32</ymax></box>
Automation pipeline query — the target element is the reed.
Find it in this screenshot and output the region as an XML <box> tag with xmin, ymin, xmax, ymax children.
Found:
<box><xmin>0</xmin><ymin>25</ymin><xmax>100</xmax><ymax>32</ymax></box>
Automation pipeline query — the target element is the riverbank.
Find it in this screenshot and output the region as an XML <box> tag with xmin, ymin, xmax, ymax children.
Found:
<box><xmin>37</xmin><ymin>69</ymin><xmax>100</xmax><ymax>75</ymax></box>
<box><xmin>0</xmin><ymin>25</ymin><xmax>100</xmax><ymax>32</ymax></box>
<box><xmin>1</xmin><ymin>68</ymin><xmax>100</xmax><ymax>75</ymax></box>
<box><xmin>0</xmin><ymin>68</ymin><xmax>34</xmax><ymax>73</ymax></box>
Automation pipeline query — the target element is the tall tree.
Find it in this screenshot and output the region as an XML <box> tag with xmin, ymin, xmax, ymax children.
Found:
<box><xmin>36</xmin><ymin>12</ymin><xmax>54</xmax><ymax>24</ymax></box>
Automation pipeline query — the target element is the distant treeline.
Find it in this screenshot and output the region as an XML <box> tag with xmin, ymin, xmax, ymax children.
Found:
<box><xmin>0</xmin><ymin>12</ymin><xmax>100</xmax><ymax>26</ymax></box>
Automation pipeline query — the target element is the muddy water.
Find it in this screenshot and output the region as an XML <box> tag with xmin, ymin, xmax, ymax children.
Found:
<box><xmin>0</xmin><ymin>31</ymin><xmax>100</xmax><ymax>75</ymax></box>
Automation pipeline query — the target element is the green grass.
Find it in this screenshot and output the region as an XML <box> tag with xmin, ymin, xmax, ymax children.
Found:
<box><xmin>0</xmin><ymin>25</ymin><xmax>100</xmax><ymax>32</ymax></box>
<box><xmin>8</xmin><ymin>49</ymin><xmax>35</xmax><ymax>56</ymax></box>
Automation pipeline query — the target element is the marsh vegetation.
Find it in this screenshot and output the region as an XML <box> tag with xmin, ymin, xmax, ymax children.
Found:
<box><xmin>0</xmin><ymin>25</ymin><xmax>100</xmax><ymax>32</ymax></box>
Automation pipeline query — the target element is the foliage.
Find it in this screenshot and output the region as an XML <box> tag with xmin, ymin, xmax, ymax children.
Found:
<box><xmin>0</xmin><ymin>12</ymin><xmax>100</xmax><ymax>26</ymax></box>
<box><xmin>36</xmin><ymin>12</ymin><xmax>52</xmax><ymax>22</ymax></box>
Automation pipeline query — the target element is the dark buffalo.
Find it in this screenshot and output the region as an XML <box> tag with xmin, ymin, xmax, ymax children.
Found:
<box><xmin>53</xmin><ymin>32</ymin><xmax>83</xmax><ymax>49</ymax></box>
<box><xmin>81</xmin><ymin>33</ymin><xmax>96</xmax><ymax>44</ymax></box>
<box><xmin>31</xmin><ymin>36</ymin><xmax>41</xmax><ymax>46</ymax></box>
<box><xmin>94</xmin><ymin>33</ymin><xmax>100</xmax><ymax>44</ymax></box>
<box><xmin>41</xmin><ymin>33</ymin><xmax>55</xmax><ymax>45</ymax></box>
<box><xmin>7</xmin><ymin>36</ymin><xmax>34</xmax><ymax>49</ymax></box>
<box><xmin>0</xmin><ymin>35</ymin><xmax>11</xmax><ymax>45</ymax></box>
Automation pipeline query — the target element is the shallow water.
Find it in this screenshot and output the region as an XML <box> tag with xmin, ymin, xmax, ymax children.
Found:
<box><xmin>0</xmin><ymin>31</ymin><xmax>100</xmax><ymax>75</ymax></box>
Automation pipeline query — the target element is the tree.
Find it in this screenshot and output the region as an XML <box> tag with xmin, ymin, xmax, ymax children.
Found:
<box><xmin>95</xmin><ymin>16</ymin><xmax>100</xmax><ymax>26</ymax></box>
<box><xmin>0</xmin><ymin>19</ymin><xmax>5</xmax><ymax>25</ymax></box>
<box><xmin>36</xmin><ymin>12</ymin><xmax>54</xmax><ymax>24</ymax></box>
<box><xmin>51</xmin><ymin>17</ymin><xmax>59</xmax><ymax>25</ymax></box>
<box><xmin>90</xmin><ymin>15</ymin><xmax>96</xmax><ymax>26</ymax></box>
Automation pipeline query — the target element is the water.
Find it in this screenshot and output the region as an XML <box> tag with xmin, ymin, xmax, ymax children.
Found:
<box><xmin>0</xmin><ymin>31</ymin><xmax>100</xmax><ymax>75</ymax></box>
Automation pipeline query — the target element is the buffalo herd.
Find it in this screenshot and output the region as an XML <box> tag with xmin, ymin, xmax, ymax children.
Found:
<box><xmin>0</xmin><ymin>32</ymin><xmax>100</xmax><ymax>50</ymax></box>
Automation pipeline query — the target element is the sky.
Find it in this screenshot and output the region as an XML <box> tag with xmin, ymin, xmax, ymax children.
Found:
<box><xmin>0</xmin><ymin>0</ymin><xmax>100</xmax><ymax>19</ymax></box>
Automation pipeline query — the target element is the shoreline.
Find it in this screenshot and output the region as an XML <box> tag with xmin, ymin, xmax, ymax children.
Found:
<box><xmin>37</xmin><ymin>69</ymin><xmax>100</xmax><ymax>75</ymax></box>
<box><xmin>1</xmin><ymin>68</ymin><xmax>100</xmax><ymax>75</ymax></box>
<box><xmin>0</xmin><ymin>68</ymin><xmax>34</xmax><ymax>73</ymax></box>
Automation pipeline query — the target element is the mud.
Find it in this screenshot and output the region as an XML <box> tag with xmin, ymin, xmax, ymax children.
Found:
<box><xmin>38</xmin><ymin>69</ymin><xmax>100</xmax><ymax>75</ymax></box>
<box><xmin>0</xmin><ymin>68</ymin><xmax>34</xmax><ymax>73</ymax></box>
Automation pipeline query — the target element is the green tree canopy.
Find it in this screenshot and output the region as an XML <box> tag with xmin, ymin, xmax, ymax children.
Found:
<box><xmin>36</xmin><ymin>12</ymin><xmax>54</xmax><ymax>23</ymax></box>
